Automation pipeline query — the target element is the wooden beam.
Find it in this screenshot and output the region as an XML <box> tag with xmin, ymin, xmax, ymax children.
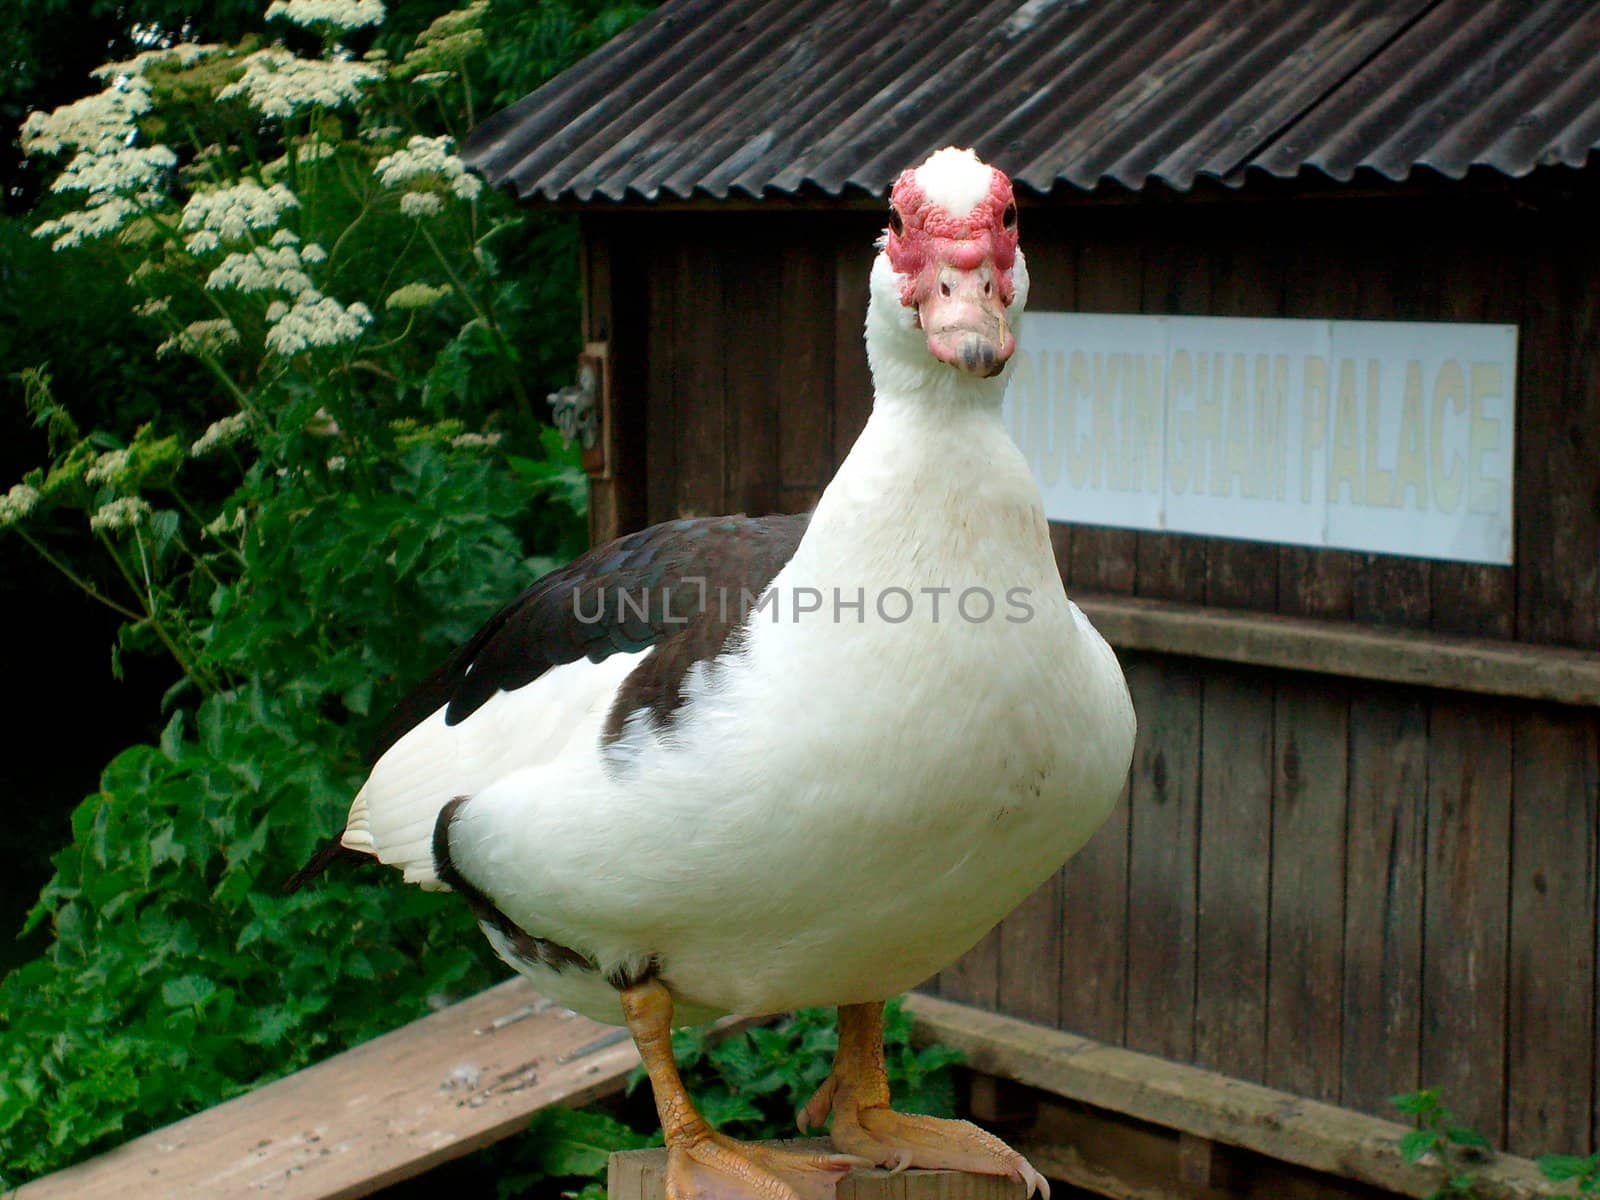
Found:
<box><xmin>16</xmin><ymin>980</ymin><xmax>639</xmax><ymax>1200</ymax></box>
<box><xmin>1074</xmin><ymin>591</ymin><xmax>1600</xmax><ymax>708</ymax></box>
<box><xmin>608</xmin><ymin>1142</ymin><xmax>1024</xmax><ymax>1200</ymax></box>
<box><xmin>902</xmin><ymin>994</ymin><xmax>1563</xmax><ymax>1200</ymax></box>
<box><xmin>1013</xmin><ymin>1098</ymin><xmax>1372</xmax><ymax>1200</ymax></box>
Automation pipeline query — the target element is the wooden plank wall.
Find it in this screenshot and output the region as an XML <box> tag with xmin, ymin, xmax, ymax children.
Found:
<box><xmin>589</xmin><ymin>191</ymin><xmax>1600</xmax><ymax>1161</ymax></box>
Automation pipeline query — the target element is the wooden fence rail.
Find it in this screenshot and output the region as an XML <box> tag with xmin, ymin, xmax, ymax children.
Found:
<box><xmin>11</xmin><ymin>984</ymin><xmax>1569</xmax><ymax>1200</ymax></box>
<box><xmin>902</xmin><ymin>995</ymin><xmax>1563</xmax><ymax>1200</ymax></box>
<box><xmin>11</xmin><ymin>979</ymin><xmax>638</xmax><ymax>1200</ymax></box>
<box><xmin>1077</xmin><ymin>593</ymin><xmax>1600</xmax><ymax>708</ymax></box>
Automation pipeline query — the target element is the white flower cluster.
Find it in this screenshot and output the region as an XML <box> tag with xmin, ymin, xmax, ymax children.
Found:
<box><xmin>91</xmin><ymin>43</ymin><xmax>219</xmax><ymax>82</ymax></box>
<box><xmin>385</xmin><ymin>281</ymin><xmax>449</xmax><ymax>310</ymax></box>
<box><xmin>264</xmin><ymin>295</ymin><xmax>373</xmax><ymax>355</ymax></box>
<box><xmin>293</xmin><ymin>137</ymin><xmax>337</xmax><ymax>164</ymax></box>
<box><xmin>52</xmin><ymin>144</ymin><xmax>176</xmax><ymax>197</ymax></box>
<box><xmin>20</xmin><ymin>76</ymin><xmax>152</xmax><ymax>157</ymax></box>
<box><xmin>265</xmin><ymin>0</ymin><xmax>385</xmax><ymax>32</ymax></box>
<box><xmin>90</xmin><ymin>496</ymin><xmax>153</xmax><ymax>532</ymax></box>
<box><xmin>261</xmin><ymin>137</ymin><xmax>339</xmax><ymax>182</ymax></box>
<box><xmin>157</xmin><ymin>319</ymin><xmax>242</xmax><ymax>359</ymax></box>
<box><xmin>305</xmin><ymin>407</ymin><xmax>342</xmax><ymax>436</ymax></box>
<box><xmin>450</xmin><ymin>431</ymin><xmax>501</xmax><ymax>448</ymax></box>
<box><xmin>217</xmin><ymin>48</ymin><xmax>382</xmax><ymax>118</ymax></box>
<box><xmin>35</xmin><ymin>197</ymin><xmax>143</xmax><ymax>251</ymax></box>
<box><xmin>374</xmin><ymin>135</ymin><xmax>483</xmax><ymax>212</ymax></box>
<box><xmin>403</xmin><ymin>1</ymin><xmax>488</xmax><ymax>74</ymax></box>
<box><xmin>399</xmin><ymin>192</ymin><xmax>443</xmax><ymax>219</ymax></box>
<box><xmin>181</xmin><ymin>181</ymin><xmax>299</xmax><ymax>251</ymax></box>
<box><xmin>134</xmin><ymin>296</ymin><xmax>171</xmax><ymax>317</ymax></box>
<box><xmin>86</xmin><ymin>448</ymin><xmax>134</xmax><ymax>487</ymax></box>
<box><xmin>206</xmin><ymin>243</ymin><xmax>326</xmax><ymax>296</ymax></box>
<box><xmin>414</xmin><ymin>1</ymin><xmax>489</xmax><ymax>46</ymax></box>
<box><xmin>0</xmin><ymin>483</ymin><xmax>41</xmax><ymax>528</ymax></box>
<box><xmin>22</xmin><ymin>74</ymin><xmax>177</xmax><ymax>249</ymax></box>
<box><xmin>191</xmin><ymin>413</ymin><xmax>250</xmax><ymax>457</ymax></box>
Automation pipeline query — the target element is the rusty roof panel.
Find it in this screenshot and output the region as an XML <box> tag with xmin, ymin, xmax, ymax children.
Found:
<box><xmin>462</xmin><ymin>0</ymin><xmax>1600</xmax><ymax>202</ymax></box>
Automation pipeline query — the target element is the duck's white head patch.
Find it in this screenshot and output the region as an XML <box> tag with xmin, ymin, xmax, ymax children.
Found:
<box><xmin>911</xmin><ymin>147</ymin><xmax>998</xmax><ymax>218</ymax></box>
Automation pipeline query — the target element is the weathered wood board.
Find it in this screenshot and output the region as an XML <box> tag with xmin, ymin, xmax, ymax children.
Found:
<box><xmin>608</xmin><ymin>1142</ymin><xmax>1024</xmax><ymax>1200</ymax></box>
<box><xmin>1072</xmin><ymin>593</ymin><xmax>1600</xmax><ymax>709</ymax></box>
<box><xmin>903</xmin><ymin>994</ymin><xmax>1566</xmax><ymax>1200</ymax></box>
<box><xmin>15</xmin><ymin>979</ymin><xmax>639</xmax><ymax>1200</ymax></box>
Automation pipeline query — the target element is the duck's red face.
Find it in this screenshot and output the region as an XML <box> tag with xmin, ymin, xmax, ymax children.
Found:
<box><xmin>884</xmin><ymin>153</ymin><xmax>1019</xmax><ymax>378</ymax></box>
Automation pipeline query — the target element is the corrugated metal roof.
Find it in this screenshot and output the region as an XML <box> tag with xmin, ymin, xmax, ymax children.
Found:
<box><xmin>463</xmin><ymin>0</ymin><xmax>1600</xmax><ymax>203</ymax></box>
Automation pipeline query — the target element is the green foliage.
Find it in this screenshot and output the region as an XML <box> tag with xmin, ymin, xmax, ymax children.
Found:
<box><xmin>0</xmin><ymin>0</ymin><xmax>651</xmax><ymax>1186</ymax></box>
<box><xmin>475</xmin><ymin>0</ymin><xmax>657</xmax><ymax>110</ymax></box>
<box><xmin>1393</xmin><ymin>1088</ymin><xmax>1600</xmax><ymax>1198</ymax></box>
<box><xmin>657</xmin><ymin>999</ymin><xmax>963</xmax><ymax>1140</ymax></box>
<box><xmin>1390</xmin><ymin>1090</ymin><xmax>1492</xmax><ymax>1200</ymax></box>
<box><xmin>1539</xmin><ymin>1152</ymin><xmax>1600</xmax><ymax>1194</ymax></box>
<box><xmin>494</xmin><ymin>1107</ymin><xmax>655</xmax><ymax>1200</ymax></box>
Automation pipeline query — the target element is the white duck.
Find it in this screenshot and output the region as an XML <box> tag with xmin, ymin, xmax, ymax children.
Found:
<box><xmin>314</xmin><ymin>147</ymin><xmax>1134</xmax><ymax>1200</ymax></box>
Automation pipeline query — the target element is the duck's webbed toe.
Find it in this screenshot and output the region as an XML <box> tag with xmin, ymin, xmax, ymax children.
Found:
<box><xmin>669</xmin><ymin>1135</ymin><xmax>862</xmax><ymax>1200</ymax></box>
<box><xmin>622</xmin><ymin>978</ymin><xmax>866</xmax><ymax>1200</ymax></box>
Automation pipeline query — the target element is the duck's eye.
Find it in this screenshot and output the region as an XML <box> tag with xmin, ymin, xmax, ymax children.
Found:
<box><xmin>888</xmin><ymin>206</ymin><xmax>904</xmax><ymax>237</ymax></box>
<box><xmin>1002</xmin><ymin>202</ymin><xmax>1017</xmax><ymax>231</ymax></box>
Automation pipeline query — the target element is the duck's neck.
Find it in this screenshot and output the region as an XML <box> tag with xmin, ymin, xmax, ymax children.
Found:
<box><xmin>796</xmin><ymin>358</ymin><xmax>1052</xmax><ymax>587</ymax></box>
<box><xmin>840</xmin><ymin>373</ymin><xmax>1010</xmax><ymax>488</ymax></box>
<box><xmin>864</xmin><ymin>332</ymin><xmax>1011</xmax><ymax>423</ymax></box>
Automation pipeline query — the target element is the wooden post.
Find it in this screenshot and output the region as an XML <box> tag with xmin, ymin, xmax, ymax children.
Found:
<box><xmin>607</xmin><ymin>1143</ymin><xmax>1026</xmax><ymax>1200</ymax></box>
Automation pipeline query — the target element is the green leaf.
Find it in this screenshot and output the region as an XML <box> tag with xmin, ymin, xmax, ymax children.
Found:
<box><xmin>1444</xmin><ymin>1126</ymin><xmax>1490</xmax><ymax>1151</ymax></box>
<box><xmin>526</xmin><ymin>1108</ymin><xmax>650</xmax><ymax>1178</ymax></box>
<box><xmin>697</xmin><ymin>1089</ymin><xmax>764</xmax><ymax>1131</ymax></box>
<box><xmin>1400</xmin><ymin>1129</ymin><xmax>1441</xmax><ymax>1163</ymax></box>
<box><xmin>149</xmin><ymin>826</ymin><xmax>185</xmax><ymax>869</ymax></box>
<box><xmin>161</xmin><ymin>975</ymin><xmax>216</xmax><ymax>1009</ymax></box>
<box><xmin>1391</xmin><ymin>1089</ymin><xmax>1440</xmax><ymax>1117</ymax></box>
<box><xmin>1539</xmin><ymin>1153</ymin><xmax>1600</xmax><ymax>1182</ymax></box>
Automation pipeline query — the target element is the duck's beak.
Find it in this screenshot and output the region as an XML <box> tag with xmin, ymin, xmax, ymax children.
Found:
<box><xmin>918</xmin><ymin>260</ymin><xmax>1014</xmax><ymax>378</ymax></box>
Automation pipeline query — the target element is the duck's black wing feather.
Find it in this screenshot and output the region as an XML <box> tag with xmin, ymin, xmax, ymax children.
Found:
<box><xmin>370</xmin><ymin>512</ymin><xmax>810</xmax><ymax>759</ymax></box>
<box><xmin>287</xmin><ymin>513</ymin><xmax>809</xmax><ymax>893</ymax></box>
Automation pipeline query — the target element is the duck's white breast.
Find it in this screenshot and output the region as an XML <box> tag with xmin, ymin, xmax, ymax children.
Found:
<box><xmin>460</xmin><ymin>408</ymin><xmax>1135</xmax><ymax>1022</ymax></box>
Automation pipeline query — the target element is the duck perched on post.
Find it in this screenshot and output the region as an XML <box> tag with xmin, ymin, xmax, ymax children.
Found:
<box><xmin>305</xmin><ymin>147</ymin><xmax>1135</xmax><ymax>1200</ymax></box>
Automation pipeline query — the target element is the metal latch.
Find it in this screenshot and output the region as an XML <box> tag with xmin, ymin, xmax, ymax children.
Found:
<box><xmin>547</xmin><ymin>343</ymin><xmax>611</xmax><ymax>478</ymax></box>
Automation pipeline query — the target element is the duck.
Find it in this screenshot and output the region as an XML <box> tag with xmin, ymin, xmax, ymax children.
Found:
<box><xmin>307</xmin><ymin>147</ymin><xmax>1135</xmax><ymax>1200</ymax></box>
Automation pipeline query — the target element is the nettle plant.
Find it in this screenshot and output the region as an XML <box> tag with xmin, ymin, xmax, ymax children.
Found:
<box><xmin>1391</xmin><ymin>1089</ymin><xmax>1600</xmax><ymax>1200</ymax></box>
<box><xmin>0</xmin><ymin>0</ymin><xmax>591</xmax><ymax>1185</ymax></box>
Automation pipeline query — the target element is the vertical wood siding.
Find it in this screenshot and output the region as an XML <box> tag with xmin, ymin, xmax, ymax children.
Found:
<box><xmin>595</xmin><ymin>194</ymin><xmax>1600</xmax><ymax>1157</ymax></box>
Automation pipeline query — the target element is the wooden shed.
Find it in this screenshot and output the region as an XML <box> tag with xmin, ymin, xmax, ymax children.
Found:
<box><xmin>462</xmin><ymin>0</ymin><xmax>1600</xmax><ymax>1190</ymax></box>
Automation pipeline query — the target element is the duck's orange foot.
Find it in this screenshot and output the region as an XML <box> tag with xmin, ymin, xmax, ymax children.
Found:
<box><xmin>667</xmin><ymin>1132</ymin><xmax>867</xmax><ymax>1200</ymax></box>
<box><xmin>824</xmin><ymin>1103</ymin><xmax>1048</xmax><ymax>1199</ymax></box>
<box><xmin>796</xmin><ymin>1001</ymin><xmax>1048</xmax><ymax>1198</ymax></box>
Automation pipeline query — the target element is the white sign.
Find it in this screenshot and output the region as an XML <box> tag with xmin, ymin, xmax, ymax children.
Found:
<box><xmin>1002</xmin><ymin>314</ymin><xmax>1517</xmax><ymax>565</ymax></box>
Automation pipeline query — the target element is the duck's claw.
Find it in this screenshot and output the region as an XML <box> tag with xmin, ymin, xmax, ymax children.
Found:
<box><xmin>830</xmin><ymin>1108</ymin><xmax>1048</xmax><ymax>1199</ymax></box>
<box><xmin>796</xmin><ymin>1073</ymin><xmax>838</xmax><ymax>1134</ymax></box>
<box><xmin>1016</xmin><ymin>1158</ymin><xmax>1050</xmax><ymax>1200</ymax></box>
<box><xmin>667</xmin><ymin>1135</ymin><xmax>869</xmax><ymax>1200</ymax></box>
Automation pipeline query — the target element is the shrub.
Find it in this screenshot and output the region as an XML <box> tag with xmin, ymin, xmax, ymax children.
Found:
<box><xmin>0</xmin><ymin>0</ymin><xmax>604</xmax><ymax>1184</ymax></box>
